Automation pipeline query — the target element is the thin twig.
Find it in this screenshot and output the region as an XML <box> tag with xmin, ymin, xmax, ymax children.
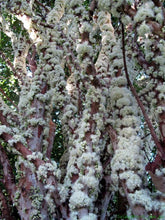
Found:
<box><xmin>40</xmin><ymin>22</ymin><xmax>54</xmax><ymax>28</ymax></box>
<box><xmin>121</xmin><ymin>22</ymin><xmax>165</xmax><ymax>159</ymax></box>
<box><xmin>34</xmin><ymin>0</ymin><xmax>50</xmax><ymax>12</ymax></box>
<box><xmin>143</xmin><ymin>147</ymin><xmax>151</xmax><ymax>162</ymax></box>
<box><xmin>142</xmin><ymin>133</ymin><xmax>151</xmax><ymax>140</ymax></box>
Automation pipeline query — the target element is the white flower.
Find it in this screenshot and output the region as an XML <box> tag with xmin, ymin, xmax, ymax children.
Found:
<box><xmin>116</xmin><ymin>97</ymin><xmax>131</xmax><ymax>108</ymax></box>
<box><xmin>98</xmin><ymin>0</ymin><xmax>110</xmax><ymax>11</ymax></box>
<box><xmin>46</xmin><ymin>0</ymin><xmax>65</xmax><ymax>24</ymax></box>
<box><xmin>27</xmin><ymin>152</ymin><xmax>43</xmax><ymax>161</ymax></box>
<box><xmin>69</xmin><ymin>191</ymin><xmax>92</xmax><ymax>209</ymax></box>
<box><xmin>129</xmin><ymin>189</ymin><xmax>153</xmax><ymax>211</ymax></box>
<box><xmin>156</xmin><ymin>13</ymin><xmax>163</xmax><ymax>24</ymax></box>
<box><xmin>134</xmin><ymin>2</ymin><xmax>154</xmax><ymax>22</ymax></box>
<box><xmin>45</xmin><ymin>184</ymin><xmax>55</xmax><ymax>192</ymax></box>
<box><xmin>138</xmin><ymin>22</ymin><xmax>151</xmax><ymax>37</ymax></box>
<box><xmin>81</xmin><ymin>213</ymin><xmax>97</xmax><ymax>220</ymax></box>
<box><xmin>120</xmin><ymin>171</ymin><xmax>142</xmax><ymax>191</ymax></box>
<box><xmin>76</xmin><ymin>42</ymin><xmax>93</xmax><ymax>58</ymax></box>
<box><xmin>79</xmin><ymin>22</ymin><xmax>92</xmax><ymax>34</ymax></box>
<box><xmin>0</xmin><ymin>125</ymin><xmax>11</xmax><ymax>135</ymax></box>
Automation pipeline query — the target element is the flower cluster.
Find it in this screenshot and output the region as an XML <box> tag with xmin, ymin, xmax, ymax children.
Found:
<box><xmin>37</xmin><ymin>161</ymin><xmax>60</xmax><ymax>182</ymax></box>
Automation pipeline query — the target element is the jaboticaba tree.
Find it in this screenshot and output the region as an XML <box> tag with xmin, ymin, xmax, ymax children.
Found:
<box><xmin>0</xmin><ymin>0</ymin><xmax>165</xmax><ymax>219</ymax></box>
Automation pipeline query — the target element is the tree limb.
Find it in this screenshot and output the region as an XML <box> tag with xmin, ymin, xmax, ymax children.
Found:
<box><xmin>46</xmin><ymin>120</ymin><xmax>56</xmax><ymax>159</ymax></box>
<box><xmin>34</xmin><ymin>0</ymin><xmax>50</xmax><ymax>12</ymax></box>
<box><xmin>121</xmin><ymin>22</ymin><xmax>165</xmax><ymax>160</ymax></box>
<box><xmin>26</xmin><ymin>44</ymin><xmax>37</xmax><ymax>75</ymax></box>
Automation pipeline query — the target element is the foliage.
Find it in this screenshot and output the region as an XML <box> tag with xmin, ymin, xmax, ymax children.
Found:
<box><xmin>0</xmin><ymin>0</ymin><xmax>165</xmax><ymax>219</ymax></box>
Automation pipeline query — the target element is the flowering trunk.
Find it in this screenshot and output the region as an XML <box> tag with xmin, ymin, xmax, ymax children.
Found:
<box><xmin>0</xmin><ymin>0</ymin><xmax>165</xmax><ymax>219</ymax></box>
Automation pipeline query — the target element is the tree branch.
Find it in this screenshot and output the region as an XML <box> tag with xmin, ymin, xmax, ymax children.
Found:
<box><xmin>26</xmin><ymin>44</ymin><xmax>37</xmax><ymax>75</ymax></box>
<box><xmin>46</xmin><ymin>120</ymin><xmax>56</xmax><ymax>159</ymax></box>
<box><xmin>0</xmin><ymin>109</ymin><xmax>32</xmax><ymax>159</ymax></box>
<box><xmin>121</xmin><ymin>22</ymin><xmax>165</xmax><ymax>160</ymax></box>
<box><xmin>89</xmin><ymin>0</ymin><xmax>97</xmax><ymax>17</ymax></box>
<box><xmin>34</xmin><ymin>0</ymin><xmax>50</xmax><ymax>12</ymax></box>
<box><xmin>1</xmin><ymin>131</ymin><xmax>40</xmax><ymax>164</ymax></box>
